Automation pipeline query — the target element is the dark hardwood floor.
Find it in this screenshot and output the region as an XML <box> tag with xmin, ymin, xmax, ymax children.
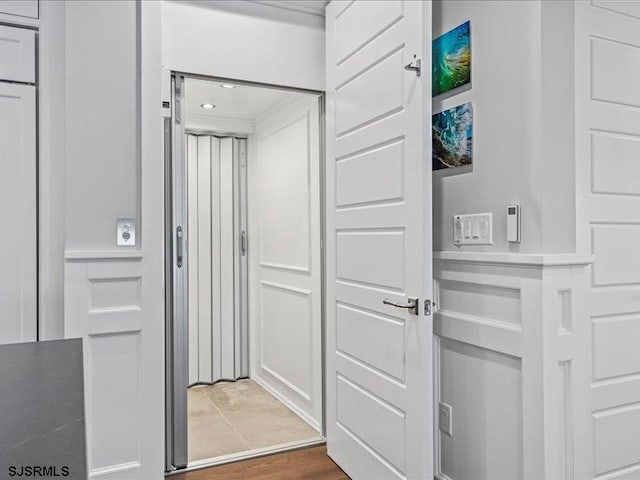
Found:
<box><xmin>172</xmin><ymin>445</ymin><xmax>350</xmax><ymax>480</ymax></box>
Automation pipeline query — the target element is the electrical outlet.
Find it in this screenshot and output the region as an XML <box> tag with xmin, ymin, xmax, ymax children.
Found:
<box><xmin>439</xmin><ymin>401</ymin><xmax>453</xmax><ymax>436</ymax></box>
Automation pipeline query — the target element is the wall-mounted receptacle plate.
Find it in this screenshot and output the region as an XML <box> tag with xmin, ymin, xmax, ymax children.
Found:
<box><xmin>439</xmin><ymin>401</ymin><xmax>453</xmax><ymax>436</ymax></box>
<box><xmin>454</xmin><ymin>212</ymin><xmax>493</xmax><ymax>245</ymax></box>
<box><xmin>117</xmin><ymin>218</ymin><xmax>136</xmax><ymax>246</ymax></box>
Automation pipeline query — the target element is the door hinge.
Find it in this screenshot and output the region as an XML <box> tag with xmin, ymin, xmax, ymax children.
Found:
<box><xmin>404</xmin><ymin>55</ymin><xmax>421</xmax><ymax>77</ymax></box>
<box><xmin>424</xmin><ymin>299</ymin><xmax>435</xmax><ymax>316</ymax></box>
<box><xmin>175</xmin><ymin>80</ymin><xmax>182</xmax><ymax>124</ymax></box>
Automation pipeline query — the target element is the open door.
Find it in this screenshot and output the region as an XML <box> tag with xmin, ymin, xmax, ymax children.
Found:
<box><xmin>325</xmin><ymin>1</ymin><xmax>433</xmax><ymax>479</ymax></box>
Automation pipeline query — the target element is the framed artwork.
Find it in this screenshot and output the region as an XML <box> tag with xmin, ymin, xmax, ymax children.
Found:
<box><xmin>432</xmin><ymin>102</ymin><xmax>473</xmax><ymax>171</ymax></box>
<box><xmin>432</xmin><ymin>21</ymin><xmax>471</xmax><ymax>97</ymax></box>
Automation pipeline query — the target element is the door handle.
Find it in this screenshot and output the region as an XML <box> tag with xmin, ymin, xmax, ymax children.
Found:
<box><xmin>240</xmin><ymin>230</ymin><xmax>247</xmax><ymax>256</ymax></box>
<box><xmin>383</xmin><ymin>297</ymin><xmax>419</xmax><ymax>315</ymax></box>
<box><xmin>176</xmin><ymin>226</ymin><xmax>183</xmax><ymax>268</ymax></box>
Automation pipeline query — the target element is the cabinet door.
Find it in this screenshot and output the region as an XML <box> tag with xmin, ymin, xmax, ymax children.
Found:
<box><xmin>0</xmin><ymin>25</ymin><xmax>36</xmax><ymax>83</ymax></box>
<box><xmin>0</xmin><ymin>82</ymin><xmax>36</xmax><ymax>344</ymax></box>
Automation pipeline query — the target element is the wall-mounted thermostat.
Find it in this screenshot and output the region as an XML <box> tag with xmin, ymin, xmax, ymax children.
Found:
<box><xmin>507</xmin><ymin>205</ymin><xmax>521</xmax><ymax>243</ymax></box>
<box><xmin>117</xmin><ymin>218</ymin><xmax>136</xmax><ymax>246</ymax></box>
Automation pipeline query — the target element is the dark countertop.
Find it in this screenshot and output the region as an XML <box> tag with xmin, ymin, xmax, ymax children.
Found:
<box><xmin>0</xmin><ymin>338</ymin><xmax>87</xmax><ymax>479</ymax></box>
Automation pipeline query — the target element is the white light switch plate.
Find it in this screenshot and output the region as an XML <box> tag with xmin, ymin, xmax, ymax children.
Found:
<box><xmin>454</xmin><ymin>212</ymin><xmax>493</xmax><ymax>245</ymax></box>
<box><xmin>117</xmin><ymin>218</ymin><xmax>136</xmax><ymax>246</ymax></box>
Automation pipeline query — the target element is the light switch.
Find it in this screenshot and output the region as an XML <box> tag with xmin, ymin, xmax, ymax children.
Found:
<box><xmin>453</xmin><ymin>213</ymin><xmax>493</xmax><ymax>245</ymax></box>
<box><xmin>117</xmin><ymin>218</ymin><xmax>136</xmax><ymax>246</ymax></box>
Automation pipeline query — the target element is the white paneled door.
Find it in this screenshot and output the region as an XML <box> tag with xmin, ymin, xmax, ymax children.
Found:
<box><xmin>0</xmin><ymin>82</ymin><xmax>36</xmax><ymax>345</ymax></box>
<box><xmin>325</xmin><ymin>1</ymin><xmax>433</xmax><ymax>479</ymax></box>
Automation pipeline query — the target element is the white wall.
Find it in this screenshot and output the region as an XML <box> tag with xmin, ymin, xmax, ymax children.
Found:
<box><xmin>64</xmin><ymin>0</ymin><xmax>139</xmax><ymax>251</ymax></box>
<box><xmin>38</xmin><ymin>0</ymin><xmax>67</xmax><ymax>340</ymax></box>
<box><xmin>248</xmin><ymin>94</ymin><xmax>323</xmax><ymax>431</ymax></box>
<box><xmin>162</xmin><ymin>0</ymin><xmax>325</xmax><ymax>91</ymax></box>
<box><xmin>62</xmin><ymin>2</ymin><xmax>165</xmax><ymax>479</ymax></box>
<box><xmin>438</xmin><ymin>337</ymin><xmax>523</xmax><ymax>479</ymax></box>
<box><xmin>433</xmin><ymin>2</ymin><xmax>589</xmax><ymax>479</ymax></box>
<box><xmin>432</xmin><ymin>0</ymin><xmax>575</xmax><ymax>254</ymax></box>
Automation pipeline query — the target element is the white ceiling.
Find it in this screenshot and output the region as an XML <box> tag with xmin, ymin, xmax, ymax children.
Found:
<box><xmin>251</xmin><ymin>1</ymin><xmax>329</xmax><ymax>17</ymax></box>
<box><xmin>184</xmin><ymin>78</ymin><xmax>303</xmax><ymax>121</ymax></box>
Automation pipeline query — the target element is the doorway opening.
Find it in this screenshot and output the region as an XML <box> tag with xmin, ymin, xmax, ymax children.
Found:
<box><xmin>166</xmin><ymin>74</ymin><xmax>325</xmax><ymax>471</ymax></box>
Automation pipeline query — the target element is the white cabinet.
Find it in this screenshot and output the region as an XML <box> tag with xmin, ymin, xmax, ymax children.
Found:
<box><xmin>0</xmin><ymin>25</ymin><xmax>35</xmax><ymax>83</ymax></box>
<box><xmin>0</xmin><ymin>1</ymin><xmax>38</xmax><ymax>19</ymax></box>
<box><xmin>0</xmin><ymin>82</ymin><xmax>37</xmax><ymax>344</ymax></box>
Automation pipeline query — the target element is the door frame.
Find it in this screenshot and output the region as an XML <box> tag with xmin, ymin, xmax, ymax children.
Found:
<box><xmin>164</xmin><ymin>71</ymin><xmax>328</xmax><ymax>473</ymax></box>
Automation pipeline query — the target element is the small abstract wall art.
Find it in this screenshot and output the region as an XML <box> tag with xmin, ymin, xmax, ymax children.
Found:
<box><xmin>432</xmin><ymin>102</ymin><xmax>473</xmax><ymax>171</ymax></box>
<box><xmin>432</xmin><ymin>21</ymin><xmax>471</xmax><ymax>97</ymax></box>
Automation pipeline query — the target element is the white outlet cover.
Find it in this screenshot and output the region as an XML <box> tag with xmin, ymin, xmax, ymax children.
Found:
<box><xmin>439</xmin><ymin>401</ymin><xmax>453</xmax><ymax>436</ymax></box>
<box><xmin>117</xmin><ymin>218</ymin><xmax>136</xmax><ymax>246</ymax></box>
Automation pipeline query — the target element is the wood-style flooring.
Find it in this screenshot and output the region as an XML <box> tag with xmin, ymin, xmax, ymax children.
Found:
<box><xmin>172</xmin><ymin>445</ymin><xmax>350</xmax><ymax>480</ymax></box>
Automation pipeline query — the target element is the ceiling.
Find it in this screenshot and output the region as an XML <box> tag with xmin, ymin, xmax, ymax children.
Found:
<box><xmin>184</xmin><ymin>78</ymin><xmax>302</xmax><ymax>121</ymax></box>
<box><xmin>250</xmin><ymin>1</ymin><xmax>329</xmax><ymax>17</ymax></box>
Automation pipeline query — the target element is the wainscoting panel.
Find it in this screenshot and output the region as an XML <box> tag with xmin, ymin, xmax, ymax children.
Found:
<box><xmin>260</xmin><ymin>281</ymin><xmax>313</xmax><ymax>402</ymax></box>
<box><xmin>65</xmin><ymin>251</ymin><xmax>145</xmax><ymax>478</ymax></box>
<box><xmin>438</xmin><ymin>337</ymin><xmax>523</xmax><ymax>480</ymax></box>
<box><xmin>249</xmin><ymin>95</ymin><xmax>322</xmax><ymax>432</ymax></box>
<box><xmin>433</xmin><ymin>253</ymin><xmax>591</xmax><ymax>480</ymax></box>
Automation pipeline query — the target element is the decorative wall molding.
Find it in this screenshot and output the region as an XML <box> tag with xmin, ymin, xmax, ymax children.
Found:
<box><xmin>65</xmin><ymin>250</ymin><xmax>143</xmax><ymax>261</ymax></box>
<box><xmin>433</xmin><ymin>251</ymin><xmax>594</xmax><ymax>267</ymax></box>
<box><xmin>64</xmin><ymin>251</ymin><xmax>145</xmax><ymax>478</ymax></box>
<box><xmin>434</xmin><ymin>251</ymin><xmax>591</xmax><ymax>480</ymax></box>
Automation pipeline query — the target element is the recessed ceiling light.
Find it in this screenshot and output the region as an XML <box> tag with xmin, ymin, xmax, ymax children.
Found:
<box><xmin>220</xmin><ymin>84</ymin><xmax>236</xmax><ymax>89</ymax></box>
<box><xmin>200</xmin><ymin>103</ymin><xmax>215</xmax><ymax>109</ymax></box>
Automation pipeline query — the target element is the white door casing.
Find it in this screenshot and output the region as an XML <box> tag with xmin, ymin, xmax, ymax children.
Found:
<box><xmin>0</xmin><ymin>82</ymin><xmax>36</xmax><ymax>345</ymax></box>
<box><xmin>325</xmin><ymin>1</ymin><xmax>433</xmax><ymax>479</ymax></box>
<box><xmin>249</xmin><ymin>95</ymin><xmax>323</xmax><ymax>431</ymax></box>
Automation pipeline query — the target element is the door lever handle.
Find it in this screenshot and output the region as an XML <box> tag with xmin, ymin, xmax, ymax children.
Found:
<box><xmin>383</xmin><ymin>297</ymin><xmax>419</xmax><ymax>315</ymax></box>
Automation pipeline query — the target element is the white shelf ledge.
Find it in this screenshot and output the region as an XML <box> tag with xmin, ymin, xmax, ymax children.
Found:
<box><xmin>64</xmin><ymin>250</ymin><xmax>144</xmax><ymax>261</ymax></box>
<box><xmin>433</xmin><ymin>251</ymin><xmax>594</xmax><ymax>267</ymax></box>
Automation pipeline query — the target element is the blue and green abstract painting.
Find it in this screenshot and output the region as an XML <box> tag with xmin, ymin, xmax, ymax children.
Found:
<box><xmin>432</xmin><ymin>103</ymin><xmax>473</xmax><ymax>171</ymax></box>
<box><xmin>432</xmin><ymin>21</ymin><xmax>471</xmax><ymax>97</ymax></box>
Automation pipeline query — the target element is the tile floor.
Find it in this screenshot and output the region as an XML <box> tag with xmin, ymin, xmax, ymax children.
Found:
<box><xmin>187</xmin><ymin>379</ymin><xmax>321</xmax><ymax>463</ymax></box>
